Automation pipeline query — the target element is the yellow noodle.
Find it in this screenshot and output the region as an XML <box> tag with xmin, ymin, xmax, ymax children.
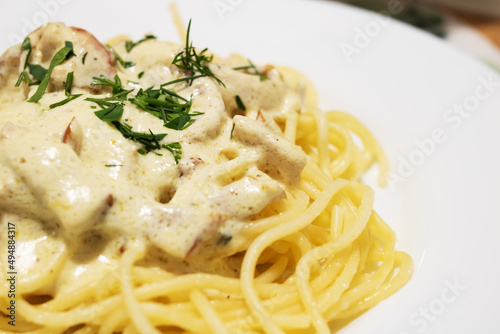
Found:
<box><xmin>0</xmin><ymin>22</ymin><xmax>414</xmax><ymax>334</ymax></box>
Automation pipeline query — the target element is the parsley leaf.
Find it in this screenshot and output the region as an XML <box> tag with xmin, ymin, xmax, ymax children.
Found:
<box><xmin>20</xmin><ymin>37</ymin><xmax>32</xmax><ymax>70</ymax></box>
<box><xmin>91</xmin><ymin>100</ymin><xmax>170</xmax><ymax>156</ymax></box>
<box><xmin>87</xmin><ymin>71</ymin><xmax>189</xmax><ymax>162</ymax></box>
<box><xmin>16</xmin><ymin>64</ymin><xmax>47</xmax><ymax>87</ymax></box>
<box><xmin>15</xmin><ymin>71</ymin><xmax>33</xmax><ymax>87</ymax></box>
<box><xmin>235</xmin><ymin>95</ymin><xmax>246</xmax><ymax>111</ymax></box>
<box><xmin>27</xmin><ymin>41</ymin><xmax>75</xmax><ymax>103</ymax></box>
<box><xmin>107</xmin><ymin>44</ymin><xmax>135</xmax><ymax>68</ymax></box>
<box><xmin>49</xmin><ymin>71</ymin><xmax>82</xmax><ymax>109</ymax></box>
<box><xmin>28</xmin><ymin>64</ymin><xmax>47</xmax><ymax>82</ymax></box>
<box><xmin>129</xmin><ymin>86</ymin><xmax>202</xmax><ymax>130</ymax></box>
<box><xmin>125</xmin><ymin>34</ymin><xmax>157</xmax><ymax>53</ymax></box>
<box><xmin>87</xmin><ymin>75</ymin><xmax>132</xmax><ymax>109</ymax></box>
<box><xmin>64</xmin><ymin>71</ymin><xmax>75</xmax><ymax>95</ymax></box>
<box><xmin>49</xmin><ymin>95</ymin><xmax>81</xmax><ymax>109</ymax></box>
<box><xmin>165</xmin><ymin>113</ymin><xmax>192</xmax><ymax>130</ymax></box>
<box><xmin>91</xmin><ymin>74</ymin><xmax>130</xmax><ymax>96</ymax></box>
<box><xmin>94</xmin><ymin>103</ymin><xmax>124</xmax><ymax>122</ymax></box>
<box><xmin>162</xmin><ymin>142</ymin><xmax>182</xmax><ymax>164</ymax></box>
<box><xmin>15</xmin><ymin>37</ymin><xmax>33</xmax><ymax>86</ymax></box>
<box><xmin>113</xmin><ymin>121</ymin><xmax>166</xmax><ymax>152</ymax></box>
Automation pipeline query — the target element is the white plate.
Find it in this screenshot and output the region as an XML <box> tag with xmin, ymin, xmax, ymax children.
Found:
<box><xmin>1</xmin><ymin>0</ymin><xmax>499</xmax><ymax>333</ymax></box>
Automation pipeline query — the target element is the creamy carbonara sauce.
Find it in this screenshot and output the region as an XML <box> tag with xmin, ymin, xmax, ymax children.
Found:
<box><xmin>0</xmin><ymin>23</ymin><xmax>306</xmax><ymax>292</ymax></box>
<box><xmin>0</xmin><ymin>22</ymin><xmax>415</xmax><ymax>334</ymax></box>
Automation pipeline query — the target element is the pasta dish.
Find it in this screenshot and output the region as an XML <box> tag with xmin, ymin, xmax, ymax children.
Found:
<box><xmin>0</xmin><ymin>21</ymin><xmax>413</xmax><ymax>334</ymax></box>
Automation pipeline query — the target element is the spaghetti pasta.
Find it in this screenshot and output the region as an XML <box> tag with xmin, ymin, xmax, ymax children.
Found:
<box><xmin>0</xmin><ymin>20</ymin><xmax>412</xmax><ymax>334</ymax></box>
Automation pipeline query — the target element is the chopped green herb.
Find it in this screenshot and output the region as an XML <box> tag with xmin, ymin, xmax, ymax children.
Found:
<box><xmin>49</xmin><ymin>71</ymin><xmax>82</xmax><ymax>109</ymax></box>
<box><xmin>165</xmin><ymin>113</ymin><xmax>191</xmax><ymax>130</ymax></box>
<box><xmin>230</xmin><ymin>122</ymin><xmax>235</xmax><ymax>139</ymax></box>
<box><xmin>86</xmin><ymin>96</ymin><xmax>123</xmax><ymax>109</ymax></box>
<box><xmin>138</xmin><ymin>71</ymin><xmax>145</xmax><ymax>79</ymax></box>
<box><xmin>20</xmin><ymin>37</ymin><xmax>32</xmax><ymax>70</ymax></box>
<box><xmin>90</xmin><ymin>93</ymin><xmax>170</xmax><ymax>156</ymax></box>
<box><xmin>159</xmin><ymin>74</ymin><xmax>207</xmax><ymax>88</ymax></box>
<box><xmin>235</xmin><ymin>95</ymin><xmax>246</xmax><ymax>111</ymax></box>
<box><xmin>17</xmin><ymin>64</ymin><xmax>47</xmax><ymax>87</ymax></box>
<box><xmin>89</xmin><ymin>89</ymin><xmax>132</xmax><ymax>106</ymax></box>
<box><xmin>87</xmin><ymin>72</ymin><xmax>190</xmax><ymax>162</ymax></box>
<box><xmin>125</xmin><ymin>34</ymin><xmax>156</xmax><ymax>53</ymax></box>
<box><xmin>127</xmin><ymin>80</ymin><xmax>139</xmax><ymax>85</ymax></box>
<box><xmin>107</xmin><ymin>44</ymin><xmax>135</xmax><ymax>68</ymax></box>
<box><xmin>105</xmin><ymin>164</ymin><xmax>123</xmax><ymax>167</ymax></box>
<box><xmin>217</xmin><ymin>234</ymin><xmax>232</xmax><ymax>245</ymax></box>
<box><xmin>64</xmin><ymin>71</ymin><xmax>75</xmax><ymax>95</ymax></box>
<box><xmin>129</xmin><ymin>86</ymin><xmax>202</xmax><ymax>130</ymax></box>
<box><xmin>162</xmin><ymin>142</ymin><xmax>182</xmax><ymax>163</ymax></box>
<box><xmin>15</xmin><ymin>71</ymin><xmax>32</xmax><ymax>87</ymax></box>
<box><xmin>91</xmin><ymin>74</ymin><xmax>131</xmax><ymax>96</ymax></box>
<box><xmin>49</xmin><ymin>94</ymin><xmax>81</xmax><ymax>109</ymax></box>
<box><xmin>113</xmin><ymin>121</ymin><xmax>166</xmax><ymax>152</ymax></box>
<box><xmin>88</xmin><ymin>97</ymin><xmax>171</xmax><ymax>157</ymax></box>
<box><xmin>82</xmin><ymin>52</ymin><xmax>88</xmax><ymax>64</ymax></box>
<box><xmin>172</xmin><ymin>19</ymin><xmax>224</xmax><ymax>87</ymax></box>
<box><xmin>15</xmin><ymin>38</ymin><xmax>37</xmax><ymax>87</ymax></box>
<box><xmin>94</xmin><ymin>103</ymin><xmax>124</xmax><ymax>122</ymax></box>
<box><xmin>86</xmin><ymin>75</ymin><xmax>132</xmax><ymax>110</ymax></box>
<box><xmin>28</xmin><ymin>41</ymin><xmax>75</xmax><ymax>103</ymax></box>
<box><xmin>28</xmin><ymin>64</ymin><xmax>47</xmax><ymax>82</ymax></box>
<box><xmin>233</xmin><ymin>59</ymin><xmax>269</xmax><ymax>81</ymax></box>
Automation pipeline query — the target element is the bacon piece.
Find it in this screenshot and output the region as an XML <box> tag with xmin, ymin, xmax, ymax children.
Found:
<box><xmin>62</xmin><ymin>117</ymin><xmax>83</xmax><ymax>155</ymax></box>
<box><xmin>30</xmin><ymin>23</ymin><xmax>116</xmax><ymax>93</ymax></box>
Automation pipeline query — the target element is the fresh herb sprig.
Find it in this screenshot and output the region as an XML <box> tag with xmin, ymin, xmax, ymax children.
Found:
<box><xmin>16</xmin><ymin>64</ymin><xmax>48</xmax><ymax>87</ymax></box>
<box><xmin>107</xmin><ymin>44</ymin><xmax>135</xmax><ymax>68</ymax></box>
<box><xmin>15</xmin><ymin>72</ymin><xmax>33</xmax><ymax>87</ymax></box>
<box><xmin>90</xmin><ymin>99</ymin><xmax>169</xmax><ymax>156</ymax></box>
<box><xmin>129</xmin><ymin>86</ymin><xmax>202</xmax><ymax>130</ymax></box>
<box><xmin>113</xmin><ymin>122</ymin><xmax>167</xmax><ymax>154</ymax></box>
<box><xmin>49</xmin><ymin>71</ymin><xmax>83</xmax><ymax>108</ymax></box>
<box><xmin>91</xmin><ymin>74</ymin><xmax>131</xmax><ymax>96</ymax></box>
<box><xmin>29</xmin><ymin>64</ymin><xmax>47</xmax><ymax>82</ymax></box>
<box><xmin>172</xmin><ymin>19</ymin><xmax>224</xmax><ymax>87</ymax></box>
<box><xmin>87</xmin><ymin>74</ymin><xmax>191</xmax><ymax>161</ymax></box>
<box><xmin>28</xmin><ymin>41</ymin><xmax>75</xmax><ymax>103</ymax></box>
<box><xmin>15</xmin><ymin>38</ymin><xmax>49</xmax><ymax>87</ymax></box>
<box><xmin>125</xmin><ymin>34</ymin><xmax>157</xmax><ymax>53</ymax></box>
<box><xmin>93</xmin><ymin>103</ymin><xmax>124</xmax><ymax>122</ymax></box>
<box><xmin>233</xmin><ymin>59</ymin><xmax>269</xmax><ymax>81</ymax></box>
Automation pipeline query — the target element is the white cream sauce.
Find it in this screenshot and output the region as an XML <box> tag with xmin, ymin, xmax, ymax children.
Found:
<box><xmin>0</xmin><ymin>23</ymin><xmax>307</xmax><ymax>295</ymax></box>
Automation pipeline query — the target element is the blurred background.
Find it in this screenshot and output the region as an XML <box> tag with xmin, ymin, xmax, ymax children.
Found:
<box><xmin>334</xmin><ymin>0</ymin><xmax>500</xmax><ymax>71</ymax></box>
